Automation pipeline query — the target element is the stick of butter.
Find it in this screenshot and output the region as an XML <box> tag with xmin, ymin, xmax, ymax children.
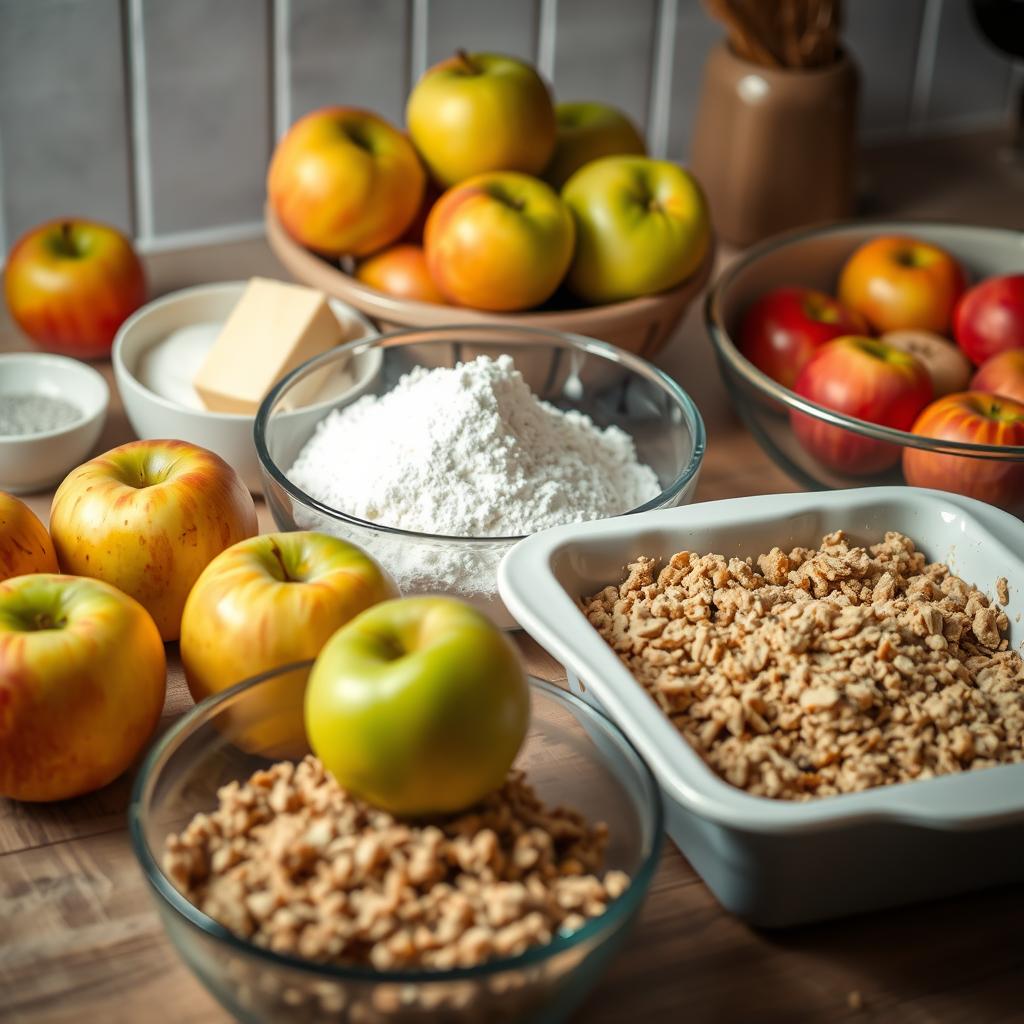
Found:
<box><xmin>193</xmin><ymin>277</ymin><xmax>344</xmax><ymax>414</ymax></box>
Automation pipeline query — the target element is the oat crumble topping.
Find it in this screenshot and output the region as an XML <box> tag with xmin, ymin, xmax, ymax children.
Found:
<box><xmin>164</xmin><ymin>756</ymin><xmax>628</xmax><ymax>970</ymax></box>
<box><xmin>582</xmin><ymin>531</ymin><xmax>1024</xmax><ymax>799</ymax></box>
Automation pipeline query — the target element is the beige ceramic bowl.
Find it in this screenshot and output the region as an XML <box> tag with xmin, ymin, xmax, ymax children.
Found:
<box><xmin>265</xmin><ymin>205</ymin><xmax>714</xmax><ymax>360</ymax></box>
<box><xmin>113</xmin><ymin>282</ymin><xmax>380</xmax><ymax>494</ymax></box>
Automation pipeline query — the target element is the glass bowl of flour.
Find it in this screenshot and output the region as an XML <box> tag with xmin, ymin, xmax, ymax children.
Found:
<box><xmin>255</xmin><ymin>326</ymin><xmax>705</xmax><ymax>629</ymax></box>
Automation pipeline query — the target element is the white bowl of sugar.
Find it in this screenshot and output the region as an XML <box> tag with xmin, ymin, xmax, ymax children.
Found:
<box><xmin>112</xmin><ymin>281</ymin><xmax>380</xmax><ymax>494</ymax></box>
<box><xmin>0</xmin><ymin>352</ymin><xmax>109</xmax><ymax>494</ymax></box>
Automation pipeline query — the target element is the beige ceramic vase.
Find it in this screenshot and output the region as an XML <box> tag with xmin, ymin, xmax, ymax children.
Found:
<box><xmin>690</xmin><ymin>42</ymin><xmax>859</xmax><ymax>247</ymax></box>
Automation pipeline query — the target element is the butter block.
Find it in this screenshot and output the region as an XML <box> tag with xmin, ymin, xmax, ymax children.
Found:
<box><xmin>193</xmin><ymin>277</ymin><xmax>344</xmax><ymax>414</ymax></box>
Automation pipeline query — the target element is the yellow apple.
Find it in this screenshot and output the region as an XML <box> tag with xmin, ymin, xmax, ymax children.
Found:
<box><xmin>545</xmin><ymin>101</ymin><xmax>646</xmax><ymax>189</ymax></box>
<box><xmin>0</xmin><ymin>491</ymin><xmax>57</xmax><ymax>581</ymax></box>
<box><xmin>425</xmin><ymin>171</ymin><xmax>575</xmax><ymax>311</ymax></box>
<box><xmin>49</xmin><ymin>439</ymin><xmax>257</xmax><ymax>642</ymax></box>
<box><xmin>562</xmin><ymin>155</ymin><xmax>710</xmax><ymax>304</ymax></box>
<box><xmin>0</xmin><ymin>573</ymin><xmax>165</xmax><ymax>801</ymax></box>
<box><xmin>180</xmin><ymin>532</ymin><xmax>398</xmax><ymax>755</ymax></box>
<box><xmin>268</xmin><ymin>106</ymin><xmax>425</xmax><ymax>256</ymax></box>
<box><xmin>407</xmin><ymin>51</ymin><xmax>556</xmax><ymax>186</ymax></box>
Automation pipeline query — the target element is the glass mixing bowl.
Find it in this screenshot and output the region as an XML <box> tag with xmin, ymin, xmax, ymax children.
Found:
<box><xmin>254</xmin><ymin>325</ymin><xmax>706</xmax><ymax>627</ymax></box>
<box><xmin>129</xmin><ymin>668</ymin><xmax>663</xmax><ymax>1024</ymax></box>
<box><xmin>706</xmin><ymin>221</ymin><xmax>1024</xmax><ymax>516</ymax></box>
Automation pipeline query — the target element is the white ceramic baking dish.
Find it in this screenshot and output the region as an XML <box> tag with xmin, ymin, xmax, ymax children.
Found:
<box><xmin>498</xmin><ymin>487</ymin><xmax>1024</xmax><ymax>927</ymax></box>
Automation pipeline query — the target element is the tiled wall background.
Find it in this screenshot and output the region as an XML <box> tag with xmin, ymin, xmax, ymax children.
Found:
<box><xmin>0</xmin><ymin>0</ymin><xmax>1018</xmax><ymax>260</ymax></box>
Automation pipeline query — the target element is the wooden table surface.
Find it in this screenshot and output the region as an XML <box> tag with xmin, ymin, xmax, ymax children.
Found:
<box><xmin>3</xmin><ymin>132</ymin><xmax>1024</xmax><ymax>1024</ymax></box>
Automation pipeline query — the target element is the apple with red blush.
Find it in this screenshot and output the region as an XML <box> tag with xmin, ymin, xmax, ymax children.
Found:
<box><xmin>953</xmin><ymin>273</ymin><xmax>1024</xmax><ymax>366</ymax></box>
<box><xmin>790</xmin><ymin>336</ymin><xmax>933</xmax><ymax>474</ymax></box>
<box><xmin>971</xmin><ymin>349</ymin><xmax>1024</xmax><ymax>405</ymax></box>
<box><xmin>903</xmin><ymin>392</ymin><xmax>1024</xmax><ymax>514</ymax></box>
<box><xmin>838</xmin><ymin>236</ymin><xmax>965</xmax><ymax>335</ymax></box>
<box><xmin>740</xmin><ymin>287</ymin><xmax>867</xmax><ymax>389</ymax></box>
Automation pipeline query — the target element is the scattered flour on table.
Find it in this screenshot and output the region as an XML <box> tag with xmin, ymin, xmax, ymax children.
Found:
<box><xmin>286</xmin><ymin>355</ymin><xmax>660</xmax><ymax>596</ymax></box>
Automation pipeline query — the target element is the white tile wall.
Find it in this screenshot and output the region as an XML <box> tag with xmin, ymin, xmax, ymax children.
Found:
<box><xmin>136</xmin><ymin>0</ymin><xmax>272</xmax><ymax>238</ymax></box>
<box><xmin>286</xmin><ymin>0</ymin><xmax>412</xmax><ymax>128</ymax></box>
<box><xmin>424</xmin><ymin>0</ymin><xmax>539</xmax><ymax>67</ymax></box>
<box><xmin>0</xmin><ymin>0</ymin><xmax>1018</xmax><ymax>258</ymax></box>
<box><xmin>845</xmin><ymin>0</ymin><xmax>927</xmax><ymax>138</ymax></box>
<box><xmin>0</xmin><ymin>0</ymin><xmax>133</xmax><ymax>247</ymax></box>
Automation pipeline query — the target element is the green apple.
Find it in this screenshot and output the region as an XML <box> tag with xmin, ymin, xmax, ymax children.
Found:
<box><xmin>305</xmin><ymin>596</ymin><xmax>529</xmax><ymax>816</ymax></box>
<box><xmin>406</xmin><ymin>51</ymin><xmax>556</xmax><ymax>187</ymax></box>
<box><xmin>562</xmin><ymin>155</ymin><xmax>711</xmax><ymax>304</ymax></box>
<box><xmin>545</xmin><ymin>101</ymin><xmax>646</xmax><ymax>189</ymax></box>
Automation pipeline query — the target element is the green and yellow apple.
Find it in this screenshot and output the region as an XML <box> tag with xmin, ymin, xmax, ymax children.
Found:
<box><xmin>3</xmin><ymin>218</ymin><xmax>146</xmax><ymax>359</ymax></box>
<box><xmin>0</xmin><ymin>491</ymin><xmax>58</xmax><ymax>581</ymax></box>
<box><xmin>306</xmin><ymin>596</ymin><xmax>530</xmax><ymax>816</ymax></box>
<box><xmin>425</xmin><ymin>171</ymin><xmax>574</xmax><ymax>311</ymax></box>
<box><xmin>0</xmin><ymin>573</ymin><xmax>165</xmax><ymax>801</ymax></box>
<box><xmin>545</xmin><ymin>101</ymin><xmax>646</xmax><ymax>189</ymax></box>
<box><xmin>49</xmin><ymin>439</ymin><xmax>257</xmax><ymax>642</ymax></box>
<box><xmin>268</xmin><ymin>106</ymin><xmax>425</xmax><ymax>256</ymax></box>
<box><xmin>181</xmin><ymin>532</ymin><xmax>398</xmax><ymax>754</ymax></box>
<box><xmin>407</xmin><ymin>51</ymin><xmax>556</xmax><ymax>186</ymax></box>
<box><xmin>562</xmin><ymin>155</ymin><xmax>711</xmax><ymax>304</ymax></box>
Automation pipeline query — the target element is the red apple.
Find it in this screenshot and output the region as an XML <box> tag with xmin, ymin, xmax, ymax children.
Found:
<box><xmin>971</xmin><ymin>349</ymin><xmax>1024</xmax><ymax>405</ymax></box>
<box><xmin>740</xmin><ymin>287</ymin><xmax>867</xmax><ymax>389</ymax></box>
<box><xmin>49</xmin><ymin>439</ymin><xmax>258</xmax><ymax>641</ymax></box>
<box><xmin>838</xmin><ymin>236</ymin><xmax>965</xmax><ymax>334</ymax></box>
<box><xmin>953</xmin><ymin>274</ymin><xmax>1024</xmax><ymax>365</ymax></box>
<box><xmin>791</xmin><ymin>336</ymin><xmax>933</xmax><ymax>474</ymax></box>
<box><xmin>903</xmin><ymin>392</ymin><xmax>1024</xmax><ymax>514</ymax></box>
<box><xmin>3</xmin><ymin>218</ymin><xmax>146</xmax><ymax>359</ymax></box>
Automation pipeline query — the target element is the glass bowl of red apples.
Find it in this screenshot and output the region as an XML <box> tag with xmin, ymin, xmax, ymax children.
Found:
<box><xmin>706</xmin><ymin>221</ymin><xmax>1024</xmax><ymax>516</ymax></box>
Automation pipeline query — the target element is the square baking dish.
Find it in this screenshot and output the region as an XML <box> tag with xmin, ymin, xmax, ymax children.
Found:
<box><xmin>498</xmin><ymin>487</ymin><xmax>1024</xmax><ymax>927</ymax></box>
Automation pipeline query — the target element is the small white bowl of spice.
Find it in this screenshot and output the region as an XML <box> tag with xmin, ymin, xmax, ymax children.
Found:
<box><xmin>0</xmin><ymin>352</ymin><xmax>109</xmax><ymax>494</ymax></box>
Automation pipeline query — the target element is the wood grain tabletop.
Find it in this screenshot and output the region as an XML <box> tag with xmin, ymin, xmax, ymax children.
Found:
<box><xmin>2</xmin><ymin>132</ymin><xmax>1023</xmax><ymax>1024</ymax></box>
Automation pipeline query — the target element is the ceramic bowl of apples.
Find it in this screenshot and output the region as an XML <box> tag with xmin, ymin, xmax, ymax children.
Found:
<box><xmin>264</xmin><ymin>51</ymin><xmax>714</xmax><ymax>359</ymax></box>
<box><xmin>706</xmin><ymin>221</ymin><xmax>1024</xmax><ymax>516</ymax></box>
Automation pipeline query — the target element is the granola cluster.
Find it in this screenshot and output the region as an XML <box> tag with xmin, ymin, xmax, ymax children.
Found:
<box><xmin>164</xmin><ymin>756</ymin><xmax>628</xmax><ymax>970</ymax></box>
<box><xmin>583</xmin><ymin>530</ymin><xmax>1023</xmax><ymax>799</ymax></box>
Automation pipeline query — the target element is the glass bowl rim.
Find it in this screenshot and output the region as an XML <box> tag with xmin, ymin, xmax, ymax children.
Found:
<box><xmin>704</xmin><ymin>218</ymin><xmax>1024</xmax><ymax>460</ymax></box>
<box><xmin>128</xmin><ymin>664</ymin><xmax>665</xmax><ymax>985</ymax></box>
<box><xmin>253</xmin><ymin>323</ymin><xmax>708</xmax><ymax>543</ymax></box>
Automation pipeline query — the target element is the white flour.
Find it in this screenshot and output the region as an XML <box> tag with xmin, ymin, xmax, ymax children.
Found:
<box><xmin>287</xmin><ymin>354</ymin><xmax>660</xmax><ymax>600</ymax></box>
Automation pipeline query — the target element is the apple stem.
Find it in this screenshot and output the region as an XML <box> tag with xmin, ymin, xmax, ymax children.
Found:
<box><xmin>59</xmin><ymin>221</ymin><xmax>77</xmax><ymax>258</ymax></box>
<box><xmin>455</xmin><ymin>48</ymin><xmax>477</xmax><ymax>73</ymax></box>
<box><xmin>269</xmin><ymin>539</ymin><xmax>293</xmax><ymax>583</ymax></box>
